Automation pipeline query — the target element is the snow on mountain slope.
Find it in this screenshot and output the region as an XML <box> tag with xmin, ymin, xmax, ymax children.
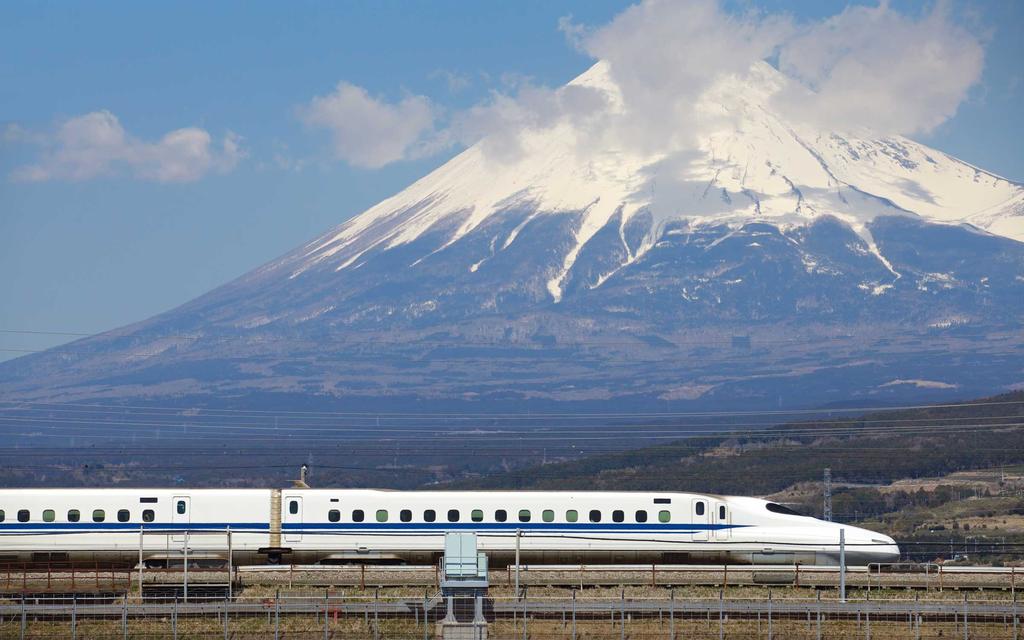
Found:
<box><xmin>291</xmin><ymin>61</ymin><xmax>1023</xmax><ymax>303</ymax></box>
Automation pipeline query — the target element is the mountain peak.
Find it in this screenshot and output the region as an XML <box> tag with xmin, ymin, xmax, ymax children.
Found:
<box><xmin>288</xmin><ymin>61</ymin><xmax>1022</xmax><ymax>303</ymax></box>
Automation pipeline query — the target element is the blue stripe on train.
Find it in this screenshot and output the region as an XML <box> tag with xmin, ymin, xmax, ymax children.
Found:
<box><xmin>0</xmin><ymin>522</ymin><xmax>267</xmax><ymax>532</ymax></box>
<box><xmin>0</xmin><ymin>522</ymin><xmax>745</xmax><ymax>534</ymax></box>
<box><xmin>286</xmin><ymin>523</ymin><xmax>742</xmax><ymax>532</ymax></box>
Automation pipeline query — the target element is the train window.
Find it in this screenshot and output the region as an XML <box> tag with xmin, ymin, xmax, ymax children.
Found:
<box><xmin>695</xmin><ymin>502</ymin><xmax>705</xmax><ymax>516</ymax></box>
<box><xmin>140</xmin><ymin>497</ymin><xmax>158</xmax><ymax>503</ymax></box>
<box><xmin>143</xmin><ymin>510</ymin><xmax>155</xmax><ymax>523</ymax></box>
<box><xmin>176</xmin><ymin>501</ymin><xmax>186</xmax><ymax>515</ymax></box>
<box><xmin>400</xmin><ymin>509</ymin><xmax>412</xmax><ymax>523</ymax></box>
<box><xmin>288</xmin><ymin>501</ymin><xmax>299</xmax><ymax>515</ymax></box>
<box><xmin>93</xmin><ymin>510</ymin><xmax>105</xmax><ymax>523</ymax></box>
<box><xmin>67</xmin><ymin>509</ymin><xmax>80</xmax><ymax>523</ymax></box>
<box><xmin>658</xmin><ymin>510</ymin><xmax>671</xmax><ymax>523</ymax></box>
<box><xmin>447</xmin><ymin>510</ymin><xmax>460</xmax><ymax>523</ymax></box>
<box><xmin>635</xmin><ymin>510</ymin><xmax>648</xmax><ymax>523</ymax></box>
<box><xmin>654</xmin><ymin>498</ymin><xmax>671</xmax><ymax>504</ymax></box>
<box><xmin>765</xmin><ymin>503</ymin><xmax>802</xmax><ymax>516</ymax></box>
<box><xmin>423</xmin><ymin>510</ymin><xmax>436</xmax><ymax>522</ymax></box>
<box><xmin>542</xmin><ymin>510</ymin><xmax>555</xmax><ymax>523</ymax></box>
<box><xmin>118</xmin><ymin>510</ymin><xmax>130</xmax><ymax>523</ymax></box>
<box><xmin>471</xmin><ymin>509</ymin><xmax>484</xmax><ymax>522</ymax></box>
<box><xmin>376</xmin><ymin>510</ymin><xmax>388</xmax><ymax>523</ymax></box>
<box><xmin>565</xmin><ymin>510</ymin><xmax>578</xmax><ymax>523</ymax></box>
<box><xmin>612</xmin><ymin>510</ymin><xmax>624</xmax><ymax>523</ymax></box>
<box><xmin>352</xmin><ymin>510</ymin><xmax>365</xmax><ymax>522</ymax></box>
<box><xmin>17</xmin><ymin>510</ymin><xmax>29</xmax><ymax>523</ymax></box>
<box><xmin>518</xmin><ymin>510</ymin><xmax>531</xmax><ymax>523</ymax></box>
<box><xmin>589</xmin><ymin>510</ymin><xmax>601</xmax><ymax>523</ymax></box>
<box><xmin>0</xmin><ymin>510</ymin><xmax>4</xmax><ymax>522</ymax></box>
<box><xmin>328</xmin><ymin>510</ymin><xmax>341</xmax><ymax>523</ymax></box>
<box><xmin>494</xmin><ymin>510</ymin><xmax>507</xmax><ymax>522</ymax></box>
<box><xmin>719</xmin><ymin>506</ymin><xmax>726</xmax><ymax>520</ymax></box>
<box><xmin>43</xmin><ymin>510</ymin><xmax>55</xmax><ymax>522</ymax></box>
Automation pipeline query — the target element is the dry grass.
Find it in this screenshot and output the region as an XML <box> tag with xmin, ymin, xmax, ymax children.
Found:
<box><xmin>2</xmin><ymin>613</ymin><xmax>1018</xmax><ymax>639</ymax></box>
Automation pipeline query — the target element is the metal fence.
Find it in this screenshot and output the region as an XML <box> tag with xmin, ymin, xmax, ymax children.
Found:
<box><xmin>1</xmin><ymin>593</ymin><xmax>1023</xmax><ymax>639</ymax></box>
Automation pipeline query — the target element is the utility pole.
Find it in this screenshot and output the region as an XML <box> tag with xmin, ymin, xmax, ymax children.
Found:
<box><xmin>823</xmin><ymin>468</ymin><xmax>833</xmax><ymax>522</ymax></box>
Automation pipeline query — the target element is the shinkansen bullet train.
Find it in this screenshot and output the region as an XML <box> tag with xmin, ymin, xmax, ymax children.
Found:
<box><xmin>0</xmin><ymin>488</ymin><xmax>899</xmax><ymax>567</ymax></box>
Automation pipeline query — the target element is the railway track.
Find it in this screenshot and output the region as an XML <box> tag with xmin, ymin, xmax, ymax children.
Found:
<box><xmin>3</xmin><ymin>563</ymin><xmax>1022</xmax><ymax>596</ymax></box>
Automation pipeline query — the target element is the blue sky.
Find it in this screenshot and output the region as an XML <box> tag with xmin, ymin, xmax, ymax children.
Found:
<box><xmin>1</xmin><ymin>1</ymin><xmax>1022</xmax><ymax>359</ymax></box>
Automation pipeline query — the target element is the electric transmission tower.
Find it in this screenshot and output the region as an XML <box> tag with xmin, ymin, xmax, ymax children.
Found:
<box><xmin>823</xmin><ymin>467</ymin><xmax>833</xmax><ymax>522</ymax></box>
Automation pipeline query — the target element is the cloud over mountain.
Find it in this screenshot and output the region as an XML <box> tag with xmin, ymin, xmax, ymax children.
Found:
<box><xmin>299</xmin><ymin>82</ymin><xmax>439</xmax><ymax>169</ymax></box>
<box><xmin>304</xmin><ymin>0</ymin><xmax>986</xmax><ymax>170</ymax></box>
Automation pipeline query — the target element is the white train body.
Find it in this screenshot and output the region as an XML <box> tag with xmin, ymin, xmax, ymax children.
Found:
<box><xmin>0</xmin><ymin>488</ymin><xmax>899</xmax><ymax>566</ymax></box>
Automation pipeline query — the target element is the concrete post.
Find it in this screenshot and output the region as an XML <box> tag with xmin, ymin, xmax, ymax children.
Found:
<box><xmin>669</xmin><ymin>589</ymin><xmax>675</xmax><ymax>640</ymax></box>
<box><xmin>373</xmin><ymin>590</ymin><xmax>380</xmax><ymax>640</ymax></box>
<box><xmin>514</xmin><ymin>528</ymin><xmax>522</xmax><ymax>599</ymax></box>
<box><xmin>839</xmin><ymin>528</ymin><xmax>847</xmax><ymax>603</ymax></box>
<box><xmin>227</xmin><ymin>526</ymin><xmax>233</xmax><ymax>601</ymax></box>
<box><xmin>620</xmin><ymin>590</ymin><xmax>625</xmax><ymax>640</ymax></box>
<box><xmin>444</xmin><ymin>596</ymin><xmax>456</xmax><ymax>623</ymax></box>
<box><xmin>474</xmin><ymin>594</ymin><xmax>486</xmax><ymax>624</ymax></box>
<box><xmin>719</xmin><ymin>590</ymin><xmax>724</xmax><ymax>640</ymax></box>
<box><xmin>569</xmin><ymin>589</ymin><xmax>577</xmax><ymax>638</ymax></box>
<box><xmin>423</xmin><ymin>596</ymin><xmax>429</xmax><ymax>640</ymax></box>
<box><xmin>183</xmin><ymin>531</ymin><xmax>189</xmax><ymax>603</ymax></box>
<box><xmin>817</xmin><ymin>595</ymin><xmax>822</xmax><ymax>640</ymax></box>
<box><xmin>138</xmin><ymin>526</ymin><xmax>144</xmax><ymax>601</ymax></box>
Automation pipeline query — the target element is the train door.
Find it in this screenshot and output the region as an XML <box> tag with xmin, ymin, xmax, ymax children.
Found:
<box><xmin>284</xmin><ymin>496</ymin><xmax>303</xmax><ymax>543</ymax></box>
<box><xmin>691</xmin><ymin>498</ymin><xmax>709</xmax><ymax>541</ymax></box>
<box><xmin>713</xmin><ymin>501</ymin><xmax>730</xmax><ymax>540</ymax></box>
<box><xmin>172</xmin><ymin>496</ymin><xmax>190</xmax><ymax>543</ymax></box>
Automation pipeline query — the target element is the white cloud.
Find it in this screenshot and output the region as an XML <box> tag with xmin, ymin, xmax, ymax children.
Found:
<box><xmin>299</xmin><ymin>0</ymin><xmax>986</xmax><ymax>170</ymax></box>
<box><xmin>569</xmin><ymin>0</ymin><xmax>792</xmax><ymax>154</ymax></box>
<box><xmin>446</xmin><ymin>81</ymin><xmax>609</xmax><ymax>162</ymax></box>
<box><xmin>10</xmin><ymin>111</ymin><xmax>243</xmax><ymax>183</ymax></box>
<box><xmin>298</xmin><ymin>82</ymin><xmax>438</xmax><ymax>169</ymax></box>
<box><xmin>774</xmin><ymin>1</ymin><xmax>985</xmax><ymax>135</ymax></box>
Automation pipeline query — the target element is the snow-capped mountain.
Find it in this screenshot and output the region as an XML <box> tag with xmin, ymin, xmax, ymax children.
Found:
<box><xmin>2</xmin><ymin>62</ymin><xmax>1022</xmax><ymax>410</ymax></box>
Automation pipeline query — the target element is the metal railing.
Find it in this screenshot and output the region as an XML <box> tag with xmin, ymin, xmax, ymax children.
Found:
<box><xmin>0</xmin><ymin>592</ymin><xmax>1022</xmax><ymax>639</ymax></box>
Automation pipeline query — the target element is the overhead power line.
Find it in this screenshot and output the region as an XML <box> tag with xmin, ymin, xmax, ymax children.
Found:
<box><xmin>3</xmin><ymin>397</ymin><xmax>1021</xmax><ymax>419</ymax></box>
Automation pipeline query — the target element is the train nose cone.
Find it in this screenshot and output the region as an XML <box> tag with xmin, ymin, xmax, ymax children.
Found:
<box><xmin>850</xmin><ymin>529</ymin><xmax>900</xmax><ymax>564</ymax></box>
<box><xmin>872</xmin><ymin>533</ymin><xmax>901</xmax><ymax>564</ymax></box>
<box><xmin>833</xmin><ymin>526</ymin><xmax>900</xmax><ymax>565</ymax></box>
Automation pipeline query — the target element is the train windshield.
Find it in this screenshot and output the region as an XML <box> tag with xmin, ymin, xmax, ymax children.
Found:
<box><xmin>765</xmin><ymin>503</ymin><xmax>804</xmax><ymax>516</ymax></box>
